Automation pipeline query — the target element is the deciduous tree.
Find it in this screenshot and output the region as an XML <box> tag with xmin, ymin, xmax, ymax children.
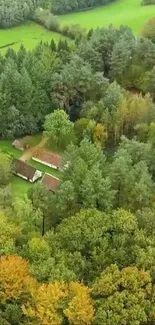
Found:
<box><xmin>44</xmin><ymin>109</ymin><xmax>74</xmax><ymax>149</ymax></box>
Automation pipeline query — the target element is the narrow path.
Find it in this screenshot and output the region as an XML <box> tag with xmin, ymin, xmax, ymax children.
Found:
<box><xmin>20</xmin><ymin>137</ymin><xmax>48</xmax><ymax>162</ymax></box>
<box><xmin>20</xmin><ymin>146</ymin><xmax>35</xmax><ymax>162</ymax></box>
<box><xmin>37</xmin><ymin>137</ymin><xmax>48</xmax><ymax>148</ymax></box>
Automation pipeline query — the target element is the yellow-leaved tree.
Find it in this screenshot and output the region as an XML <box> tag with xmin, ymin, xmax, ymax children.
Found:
<box><xmin>23</xmin><ymin>281</ymin><xmax>95</xmax><ymax>325</ymax></box>
<box><xmin>23</xmin><ymin>282</ymin><xmax>68</xmax><ymax>325</ymax></box>
<box><xmin>65</xmin><ymin>282</ymin><xmax>95</xmax><ymax>325</ymax></box>
<box><xmin>93</xmin><ymin>123</ymin><xmax>107</xmax><ymax>146</ymax></box>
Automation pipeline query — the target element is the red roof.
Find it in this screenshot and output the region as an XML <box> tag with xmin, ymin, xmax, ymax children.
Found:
<box><xmin>42</xmin><ymin>173</ymin><xmax>60</xmax><ymax>191</ymax></box>
<box><xmin>33</xmin><ymin>149</ymin><xmax>62</xmax><ymax>167</ymax></box>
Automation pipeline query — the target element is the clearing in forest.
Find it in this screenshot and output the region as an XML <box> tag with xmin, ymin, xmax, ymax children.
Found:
<box><xmin>59</xmin><ymin>0</ymin><xmax>155</xmax><ymax>34</ymax></box>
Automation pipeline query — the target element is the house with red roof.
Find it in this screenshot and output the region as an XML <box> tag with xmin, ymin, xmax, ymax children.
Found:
<box><xmin>32</xmin><ymin>148</ymin><xmax>62</xmax><ymax>170</ymax></box>
<box><xmin>42</xmin><ymin>173</ymin><xmax>60</xmax><ymax>192</ymax></box>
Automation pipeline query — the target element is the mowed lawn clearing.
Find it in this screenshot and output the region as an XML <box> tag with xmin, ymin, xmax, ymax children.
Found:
<box><xmin>60</xmin><ymin>0</ymin><xmax>155</xmax><ymax>34</ymax></box>
<box><xmin>11</xmin><ymin>176</ymin><xmax>33</xmax><ymax>198</ymax></box>
<box><xmin>0</xmin><ymin>21</ymin><xmax>66</xmax><ymax>53</ymax></box>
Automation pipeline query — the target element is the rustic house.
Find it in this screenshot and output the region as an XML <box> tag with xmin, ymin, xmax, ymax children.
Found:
<box><xmin>42</xmin><ymin>173</ymin><xmax>60</xmax><ymax>192</ymax></box>
<box><xmin>12</xmin><ymin>136</ymin><xmax>31</xmax><ymax>151</ymax></box>
<box><xmin>13</xmin><ymin>159</ymin><xmax>42</xmax><ymax>183</ymax></box>
<box><xmin>32</xmin><ymin>149</ymin><xmax>62</xmax><ymax>170</ymax></box>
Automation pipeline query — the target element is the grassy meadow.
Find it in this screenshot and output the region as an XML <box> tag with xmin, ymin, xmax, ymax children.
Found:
<box><xmin>60</xmin><ymin>0</ymin><xmax>155</xmax><ymax>34</ymax></box>
<box><xmin>0</xmin><ymin>21</ymin><xmax>65</xmax><ymax>53</ymax></box>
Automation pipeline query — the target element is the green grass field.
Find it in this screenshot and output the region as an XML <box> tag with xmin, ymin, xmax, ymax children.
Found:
<box><xmin>60</xmin><ymin>0</ymin><xmax>155</xmax><ymax>34</ymax></box>
<box><xmin>0</xmin><ymin>21</ymin><xmax>65</xmax><ymax>52</ymax></box>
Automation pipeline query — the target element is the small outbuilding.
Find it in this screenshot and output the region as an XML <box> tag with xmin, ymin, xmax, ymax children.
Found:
<box><xmin>12</xmin><ymin>136</ymin><xmax>31</xmax><ymax>151</ymax></box>
<box><xmin>32</xmin><ymin>149</ymin><xmax>62</xmax><ymax>170</ymax></box>
<box><xmin>42</xmin><ymin>173</ymin><xmax>60</xmax><ymax>192</ymax></box>
<box><xmin>12</xmin><ymin>139</ymin><xmax>24</xmax><ymax>151</ymax></box>
<box><xmin>13</xmin><ymin>159</ymin><xmax>42</xmax><ymax>183</ymax></box>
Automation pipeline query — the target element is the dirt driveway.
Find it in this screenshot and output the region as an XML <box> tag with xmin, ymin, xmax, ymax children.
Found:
<box><xmin>20</xmin><ymin>137</ymin><xmax>48</xmax><ymax>162</ymax></box>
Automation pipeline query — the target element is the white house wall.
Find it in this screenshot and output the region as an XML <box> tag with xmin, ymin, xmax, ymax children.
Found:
<box><xmin>32</xmin><ymin>157</ymin><xmax>58</xmax><ymax>169</ymax></box>
<box><xmin>32</xmin><ymin>170</ymin><xmax>42</xmax><ymax>182</ymax></box>
<box><xmin>15</xmin><ymin>172</ymin><xmax>28</xmax><ymax>181</ymax></box>
<box><xmin>15</xmin><ymin>170</ymin><xmax>42</xmax><ymax>183</ymax></box>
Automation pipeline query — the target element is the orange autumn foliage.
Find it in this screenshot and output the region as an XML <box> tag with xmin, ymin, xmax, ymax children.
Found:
<box><xmin>0</xmin><ymin>255</ymin><xmax>36</xmax><ymax>303</ymax></box>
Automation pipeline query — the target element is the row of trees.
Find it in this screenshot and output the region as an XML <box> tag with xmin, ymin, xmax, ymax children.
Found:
<box><xmin>50</xmin><ymin>0</ymin><xmax>116</xmax><ymax>14</ymax></box>
<box><xmin>33</xmin><ymin>7</ymin><xmax>87</xmax><ymax>40</ymax></box>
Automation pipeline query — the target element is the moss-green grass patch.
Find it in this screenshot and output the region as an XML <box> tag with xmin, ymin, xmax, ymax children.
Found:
<box><xmin>0</xmin><ymin>139</ymin><xmax>21</xmax><ymax>158</ymax></box>
<box><xmin>0</xmin><ymin>21</ymin><xmax>65</xmax><ymax>53</ymax></box>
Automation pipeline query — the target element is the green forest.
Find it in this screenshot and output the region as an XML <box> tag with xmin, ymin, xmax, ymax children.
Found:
<box><xmin>2</xmin><ymin>0</ymin><xmax>155</xmax><ymax>325</ymax></box>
